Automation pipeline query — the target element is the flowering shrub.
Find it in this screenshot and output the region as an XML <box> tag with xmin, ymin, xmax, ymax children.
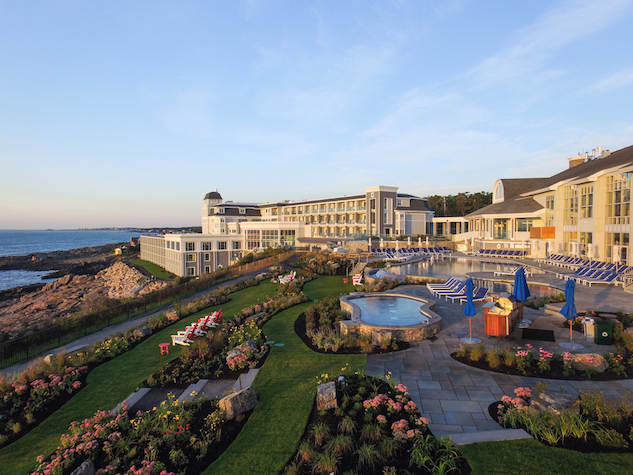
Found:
<box><xmin>227</xmin><ymin>321</ymin><xmax>263</xmax><ymax>349</ymax></box>
<box><xmin>285</xmin><ymin>374</ymin><xmax>462</xmax><ymax>474</ymax></box>
<box><xmin>515</xmin><ymin>344</ymin><xmax>533</xmax><ymax>374</ymax></box>
<box><xmin>292</xmin><ymin>250</ymin><xmax>354</xmax><ymax>275</ymax></box>
<box><xmin>0</xmin><ymin>365</ymin><xmax>89</xmax><ymax>447</ymax></box>
<box><xmin>31</xmin><ymin>396</ymin><xmax>227</xmax><ymax>475</ymax></box>
<box><xmin>537</xmin><ymin>348</ymin><xmax>554</xmax><ymax>374</ymax></box>
<box><xmin>562</xmin><ymin>352</ymin><xmax>576</xmax><ymax>377</ymax></box>
<box><xmin>226</xmin><ymin>344</ymin><xmax>268</xmax><ymax>371</ymax></box>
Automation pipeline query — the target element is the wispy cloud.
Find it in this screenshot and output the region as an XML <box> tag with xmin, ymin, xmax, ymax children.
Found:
<box><xmin>583</xmin><ymin>69</ymin><xmax>633</xmax><ymax>93</ymax></box>
<box><xmin>155</xmin><ymin>91</ymin><xmax>215</xmax><ymax>139</ymax></box>
<box><xmin>469</xmin><ymin>0</ymin><xmax>633</xmax><ymax>89</ymax></box>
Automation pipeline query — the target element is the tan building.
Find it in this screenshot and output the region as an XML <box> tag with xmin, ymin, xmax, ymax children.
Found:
<box><xmin>451</xmin><ymin>145</ymin><xmax>632</xmax><ymax>264</ymax></box>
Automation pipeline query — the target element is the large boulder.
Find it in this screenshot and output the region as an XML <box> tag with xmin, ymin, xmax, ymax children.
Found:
<box><xmin>133</xmin><ymin>326</ymin><xmax>152</xmax><ymax>338</ymax></box>
<box><xmin>530</xmin><ymin>391</ymin><xmax>580</xmax><ymax>415</ymax></box>
<box><xmin>372</xmin><ymin>330</ymin><xmax>392</xmax><ymax>347</ymax></box>
<box><xmin>70</xmin><ymin>460</ymin><xmax>95</xmax><ymax>475</ymax></box>
<box><xmin>316</xmin><ymin>381</ymin><xmax>338</xmax><ymax>411</ymax></box>
<box><xmin>219</xmin><ymin>387</ymin><xmax>258</xmax><ymax>420</ymax></box>
<box><xmin>571</xmin><ymin>353</ymin><xmax>608</xmax><ymax>373</ymax></box>
<box><xmin>227</xmin><ymin>340</ymin><xmax>258</xmax><ymax>360</ymax></box>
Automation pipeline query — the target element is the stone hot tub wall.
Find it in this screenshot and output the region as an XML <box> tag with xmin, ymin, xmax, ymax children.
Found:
<box><xmin>339</xmin><ymin>293</ymin><xmax>442</xmax><ymax>342</ymax></box>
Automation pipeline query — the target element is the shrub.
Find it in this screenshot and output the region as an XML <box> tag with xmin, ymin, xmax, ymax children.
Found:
<box><xmin>469</xmin><ymin>343</ymin><xmax>486</xmax><ymax>362</ymax></box>
<box><xmin>486</xmin><ymin>347</ymin><xmax>501</xmax><ymax>369</ymax></box>
<box><xmin>595</xmin><ymin>428</ymin><xmax>629</xmax><ymax>449</ymax></box>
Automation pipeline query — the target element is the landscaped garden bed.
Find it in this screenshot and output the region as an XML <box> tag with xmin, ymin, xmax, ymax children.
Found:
<box><xmin>490</xmin><ymin>385</ymin><xmax>633</xmax><ymax>453</ymax></box>
<box><xmin>283</xmin><ymin>373</ymin><xmax>469</xmax><ymax>475</ymax></box>
<box><xmin>452</xmin><ymin>309</ymin><xmax>633</xmax><ymax>381</ymax></box>
<box><xmin>30</xmin><ymin>396</ymin><xmax>250</xmax><ymax>475</ymax></box>
<box><xmin>294</xmin><ymin>296</ymin><xmax>407</xmax><ymax>355</ymax></box>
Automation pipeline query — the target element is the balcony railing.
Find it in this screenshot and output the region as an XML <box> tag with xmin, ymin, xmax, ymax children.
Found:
<box><xmin>346</xmin><ymin>207</ymin><xmax>355</xmax><ymax>211</ymax></box>
<box><xmin>357</xmin><ymin>206</ymin><xmax>366</xmax><ymax>211</ymax></box>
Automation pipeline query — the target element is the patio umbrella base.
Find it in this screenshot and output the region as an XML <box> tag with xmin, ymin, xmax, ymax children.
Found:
<box><xmin>559</xmin><ymin>341</ymin><xmax>585</xmax><ymax>351</ymax></box>
<box><xmin>460</xmin><ymin>337</ymin><xmax>481</xmax><ymax>344</ymax></box>
<box><xmin>516</xmin><ymin>319</ymin><xmax>532</xmax><ymax>329</ymax></box>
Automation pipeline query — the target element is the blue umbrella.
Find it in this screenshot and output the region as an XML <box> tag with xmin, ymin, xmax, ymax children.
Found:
<box><xmin>560</xmin><ymin>279</ymin><xmax>582</xmax><ymax>350</ymax></box>
<box><xmin>513</xmin><ymin>267</ymin><xmax>531</xmax><ymax>327</ymax></box>
<box><xmin>513</xmin><ymin>268</ymin><xmax>531</xmax><ymax>303</ymax></box>
<box><xmin>463</xmin><ymin>278</ymin><xmax>477</xmax><ymax>317</ymax></box>
<box><xmin>461</xmin><ymin>278</ymin><xmax>480</xmax><ymax>343</ymax></box>
<box><xmin>560</xmin><ymin>279</ymin><xmax>578</xmax><ymax>321</ymax></box>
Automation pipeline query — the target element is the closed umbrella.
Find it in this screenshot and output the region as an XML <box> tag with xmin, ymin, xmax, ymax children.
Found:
<box><xmin>514</xmin><ymin>267</ymin><xmax>531</xmax><ymax>328</ymax></box>
<box><xmin>408</xmin><ymin>236</ymin><xmax>411</xmax><ymax>248</ymax></box>
<box><xmin>418</xmin><ymin>236</ymin><xmax>422</xmax><ymax>248</ymax></box>
<box><xmin>587</xmin><ymin>243</ymin><xmax>593</xmax><ymax>261</ymax></box>
<box><xmin>460</xmin><ymin>278</ymin><xmax>481</xmax><ymax>344</ymax></box>
<box><xmin>613</xmin><ymin>245</ymin><xmax>621</xmax><ymax>264</ymax></box>
<box><xmin>380</xmin><ymin>238</ymin><xmax>384</xmax><ymax>249</ymax></box>
<box><xmin>559</xmin><ymin>279</ymin><xmax>584</xmax><ymax>350</ymax></box>
<box><xmin>368</xmin><ymin>237</ymin><xmax>372</xmax><ymax>252</ymax></box>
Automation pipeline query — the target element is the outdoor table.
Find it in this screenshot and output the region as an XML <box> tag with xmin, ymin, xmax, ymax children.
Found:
<box><xmin>159</xmin><ymin>342</ymin><xmax>170</xmax><ymax>355</ymax></box>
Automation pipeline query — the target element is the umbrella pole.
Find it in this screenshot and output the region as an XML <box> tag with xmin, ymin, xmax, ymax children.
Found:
<box><xmin>570</xmin><ymin>320</ymin><xmax>573</xmax><ymax>345</ymax></box>
<box><xmin>469</xmin><ymin>317</ymin><xmax>472</xmax><ymax>340</ymax></box>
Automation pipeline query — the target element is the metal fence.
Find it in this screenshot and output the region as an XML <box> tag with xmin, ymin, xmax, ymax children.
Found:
<box><xmin>0</xmin><ymin>252</ymin><xmax>295</xmax><ymax>369</ymax></box>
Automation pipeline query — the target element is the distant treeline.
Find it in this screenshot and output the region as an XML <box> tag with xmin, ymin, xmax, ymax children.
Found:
<box><xmin>426</xmin><ymin>192</ymin><xmax>492</xmax><ymax>217</ymax></box>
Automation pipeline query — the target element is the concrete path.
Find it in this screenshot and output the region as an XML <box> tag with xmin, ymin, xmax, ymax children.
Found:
<box><xmin>366</xmin><ymin>283</ymin><xmax>633</xmax><ymax>443</ymax></box>
<box><xmin>1</xmin><ymin>270</ymin><xmax>265</xmax><ymax>378</ymax></box>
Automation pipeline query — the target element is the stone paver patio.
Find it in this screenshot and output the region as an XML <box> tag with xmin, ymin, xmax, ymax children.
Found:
<box><xmin>365</xmin><ymin>276</ymin><xmax>633</xmax><ymax>443</ymax></box>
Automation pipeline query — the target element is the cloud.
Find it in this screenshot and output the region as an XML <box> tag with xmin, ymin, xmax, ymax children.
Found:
<box><xmin>469</xmin><ymin>0</ymin><xmax>633</xmax><ymax>89</ymax></box>
<box><xmin>155</xmin><ymin>91</ymin><xmax>215</xmax><ymax>139</ymax></box>
<box><xmin>583</xmin><ymin>69</ymin><xmax>633</xmax><ymax>94</ymax></box>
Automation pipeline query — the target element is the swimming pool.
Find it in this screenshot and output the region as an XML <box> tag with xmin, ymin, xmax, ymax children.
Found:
<box><xmin>387</xmin><ymin>257</ymin><xmax>533</xmax><ymax>280</ymax></box>
<box><xmin>352</xmin><ymin>295</ymin><xmax>429</xmax><ymax>326</ymax></box>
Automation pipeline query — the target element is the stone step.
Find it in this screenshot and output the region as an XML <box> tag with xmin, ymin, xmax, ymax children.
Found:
<box><xmin>450</xmin><ymin>428</ymin><xmax>532</xmax><ymax>446</ymax></box>
<box><xmin>351</xmin><ymin>262</ymin><xmax>367</xmax><ymax>275</ymax></box>
<box><xmin>177</xmin><ymin>379</ymin><xmax>209</xmax><ymax>405</ymax></box>
<box><xmin>233</xmin><ymin>368</ymin><xmax>259</xmax><ymax>391</ymax></box>
<box><xmin>111</xmin><ymin>387</ymin><xmax>151</xmax><ymax>415</ymax></box>
<box><xmin>543</xmin><ymin>302</ymin><xmax>565</xmax><ymax>316</ymax></box>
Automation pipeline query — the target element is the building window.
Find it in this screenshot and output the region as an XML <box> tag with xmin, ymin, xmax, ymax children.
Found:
<box><xmin>280</xmin><ymin>229</ymin><xmax>295</xmax><ymax>246</ymax></box>
<box><xmin>246</xmin><ymin>230</ymin><xmax>260</xmax><ymax>250</ymax></box>
<box><xmin>186</xmin><ymin>254</ymin><xmax>195</xmax><ymax>262</ymax></box>
<box><xmin>176</xmin><ymin>242</ymin><xmax>180</xmax><ymax>251</ymax></box>
<box><xmin>204</xmin><ymin>253</ymin><xmax>210</xmax><ymax>261</ymax></box>
<box><xmin>187</xmin><ymin>268</ymin><xmax>195</xmax><ymax>276</ymax></box>
<box><xmin>262</xmin><ymin>230</ymin><xmax>279</xmax><ymax>248</ymax></box>
<box><xmin>205</xmin><ymin>266</ymin><xmax>211</xmax><ymax>273</ymax></box>
<box><xmin>202</xmin><ymin>242</ymin><xmax>211</xmax><ymax>250</ymax></box>
<box><xmin>606</xmin><ymin>172</ymin><xmax>631</xmax><ymax>225</ymax></box>
<box><xmin>216</xmin><ymin>207</ymin><xmax>225</xmax><ymax>214</ymax></box>
<box><xmin>239</xmin><ymin>208</ymin><xmax>246</xmax><ymax>214</ymax></box>
<box><xmin>580</xmin><ymin>186</ymin><xmax>593</xmax><ymax>218</ymax></box>
<box><xmin>218</xmin><ymin>241</ymin><xmax>227</xmax><ymax>250</ymax></box>
<box><xmin>564</xmin><ymin>186</ymin><xmax>578</xmax><ymax>226</ymax></box>
<box><xmin>185</xmin><ymin>242</ymin><xmax>195</xmax><ymax>251</ymax></box>
<box><xmin>516</xmin><ymin>218</ymin><xmax>534</xmax><ymax>232</ymax></box>
<box><xmin>232</xmin><ymin>241</ymin><xmax>241</xmax><ymax>250</ymax></box>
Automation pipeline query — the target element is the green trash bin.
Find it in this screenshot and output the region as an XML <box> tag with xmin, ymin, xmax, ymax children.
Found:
<box><xmin>595</xmin><ymin>320</ymin><xmax>614</xmax><ymax>345</ymax></box>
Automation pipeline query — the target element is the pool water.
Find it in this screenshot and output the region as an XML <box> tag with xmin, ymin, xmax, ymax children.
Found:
<box><xmin>387</xmin><ymin>257</ymin><xmax>530</xmax><ymax>280</ymax></box>
<box><xmin>352</xmin><ymin>296</ymin><xmax>428</xmax><ymax>326</ymax></box>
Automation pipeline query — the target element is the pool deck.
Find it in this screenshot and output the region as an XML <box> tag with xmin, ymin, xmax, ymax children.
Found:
<box><xmin>366</xmin><ymin>256</ymin><xmax>633</xmax><ymax>444</ymax></box>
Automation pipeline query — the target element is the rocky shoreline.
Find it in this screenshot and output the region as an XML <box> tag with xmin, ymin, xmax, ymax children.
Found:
<box><xmin>0</xmin><ymin>244</ymin><xmax>170</xmax><ymax>338</ymax></box>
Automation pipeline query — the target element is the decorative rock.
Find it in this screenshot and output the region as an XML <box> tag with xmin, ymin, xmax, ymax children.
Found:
<box><xmin>316</xmin><ymin>381</ymin><xmax>338</xmax><ymax>411</ymax></box>
<box><xmin>166</xmin><ymin>311</ymin><xmax>179</xmax><ymax>322</ymax></box>
<box><xmin>372</xmin><ymin>330</ymin><xmax>392</xmax><ymax>347</ymax></box>
<box><xmin>70</xmin><ymin>460</ymin><xmax>96</xmax><ymax>475</ymax></box>
<box><xmin>530</xmin><ymin>391</ymin><xmax>580</xmax><ymax>415</ymax></box>
<box><xmin>571</xmin><ymin>353</ymin><xmax>608</xmax><ymax>373</ymax></box>
<box><xmin>43</xmin><ymin>354</ymin><xmax>55</xmax><ymax>363</ymax></box>
<box><xmin>133</xmin><ymin>326</ymin><xmax>152</xmax><ymax>338</ymax></box>
<box><xmin>219</xmin><ymin>387</ymin><xmax>258</xmax><ymax>420</ymax></box>
<box><xmin>624</xmin><ymin>327</ymin><xmax>633</xmax><ymax>336</ymax></box>
<box><xmin>227</xmin><ymin>340</ymin><xmax>258</xmax><ymax>360</ymax></box>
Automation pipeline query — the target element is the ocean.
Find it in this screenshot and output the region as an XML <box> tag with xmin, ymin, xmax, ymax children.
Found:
<box><xmin>0</xmin><ymin>229</ymin><xmax>139</xmax><ymax>291</ymax></box>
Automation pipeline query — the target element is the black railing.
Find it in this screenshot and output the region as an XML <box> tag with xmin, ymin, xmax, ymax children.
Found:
<box><xmin>0</xmin><ymin>252</ymin><xmax>294</xmax><ymax>369</ymax></box>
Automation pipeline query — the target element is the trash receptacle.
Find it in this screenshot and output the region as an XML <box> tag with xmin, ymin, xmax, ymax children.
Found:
<box><xmin>595</xmin><ymin>320</ymin><xmax>614</xmax><ymax>345</ymax></box>
<box><xmin>583</xmin><ymin>317</ymin><xmax>595</xmax><ymax>342</ymax></box>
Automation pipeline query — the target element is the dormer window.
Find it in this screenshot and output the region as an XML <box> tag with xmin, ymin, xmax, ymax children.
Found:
<box><xmin>239</xmin><ymin>208</ymin><xmax>246</xmax><ymax>214</ymax></box>
<box><xmin>217</xmin><ymin>207</ymin><xmax>225</xmax><ymax>214</ymax></box>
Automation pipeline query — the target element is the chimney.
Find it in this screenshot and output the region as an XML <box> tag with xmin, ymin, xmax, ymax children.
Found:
<box><xmin>568</xmin><ymin>155</ymin><xmax>585</xmax><ymax>169</ymax></box>
<box><xmin>597</xmin><ymin>146</ymin><xmax>603</xmax><ymax>157</ymax></box>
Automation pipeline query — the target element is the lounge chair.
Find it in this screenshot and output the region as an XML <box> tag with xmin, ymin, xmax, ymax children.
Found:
<box><xmin>427</xmin><ymin>277</ymin><xmax>460</xmax><ymax>292</ymax></box>
<box><xmin>458</xmin><ymin>287</ymin><xmax>489</xmax><ymax>304</ymax></box>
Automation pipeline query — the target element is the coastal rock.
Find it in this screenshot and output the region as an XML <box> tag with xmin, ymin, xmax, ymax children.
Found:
<box><xmin>133</xmin><ymin>326</ymin><xmax>152</xmax><ymax>338</ymax></box>
<box><xmin>70</xmin><ymin>460</ymin><xmax>95</xmax><ymax>475</ymax></box>
<box><xmin>227</xmin><ymin>340</ymin><xmax>258</xmax><ymax>360</ymax></box>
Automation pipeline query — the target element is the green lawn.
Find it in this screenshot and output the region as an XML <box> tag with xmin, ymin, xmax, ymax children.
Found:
<box><xmin>204</xmin><ymin>276</ymin><xmax>365</xmax><ymax>475</ymax></box>
<box><xmin>460</xmin><ymin>438</ymin><xmax>633</xmax><ymax>475</ymax></box>
<box><xmin>129</xmin><ymin>258</ymin><xmax>175</xmax><ymax>280</ymax></box>
<box><xmin>0</xmin><ymin>281</ymin><xmax>277</xmax><ymax>475</ymax></box>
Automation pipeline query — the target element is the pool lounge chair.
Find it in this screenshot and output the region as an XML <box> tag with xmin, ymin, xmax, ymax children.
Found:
<box><xmin>426</xmin><ymin>277</ymin><xmax>460</xmax><ymax>292</ymax></box>
<box><xmin>445</xmin><ymin>286</ymin><xmax>476</xmax><ymax>302</ymax></box>
<box><xmin>579</xmin><ymin>272</ymin><xmax>620</xmax><ymax>286</ymax></box>
<box><xmin>431</xmin><ymin>282</ymin><xmax>465</xmax><ymax>297</ymax></box>
<box><xmin>458</xmin><ymin>287</ymin><xmax>489</xmax><ymax>304</ymax></box>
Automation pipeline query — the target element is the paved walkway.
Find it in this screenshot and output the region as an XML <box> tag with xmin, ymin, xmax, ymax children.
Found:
<box><xmin>1</xmin><ymin>271</ymin><xmax>266</xmax><ymax>378</ymax></box>
<box><xmin>366</xmin><ymin>282</ymin><xmax>633</xmax><ymax>443</ymax></box>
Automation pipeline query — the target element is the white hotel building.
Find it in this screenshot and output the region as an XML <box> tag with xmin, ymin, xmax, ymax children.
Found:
<box><xmin>140</xmin><ymin>186</ymin><xmax>434</xmax><ymax>277</ymax></box>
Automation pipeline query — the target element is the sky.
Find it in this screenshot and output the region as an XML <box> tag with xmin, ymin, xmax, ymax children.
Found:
<box><xmin>2</xmin><ymin>0</ymin><xmax>633</xmax><ymax>229</ymax></box>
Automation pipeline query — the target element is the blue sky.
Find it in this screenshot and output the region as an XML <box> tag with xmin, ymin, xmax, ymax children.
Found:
<box><xmin>2</xmin><ymin>0</ymin><xmax>633</xmax><ymax>229</ymax></box>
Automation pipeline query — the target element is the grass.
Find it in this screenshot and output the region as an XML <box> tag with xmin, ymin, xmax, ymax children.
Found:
<box><xmin>0</xmin><ymin>281</ymin><xmax>277</xmax><ymax>475</ymax></box>
<box><xmin>460</xmin><ymin>437</ymin><xmax>633</xmax><ymax>474</ymax></box>
<box><xmin>203</xmin><ymin>276</ymin><xmax>365</xmax><ymax>475</ymax></box>
<box><xmin>129</xmin><ymin>258</ymin><xmax>176</xmax><ymax>280</ymax></box>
